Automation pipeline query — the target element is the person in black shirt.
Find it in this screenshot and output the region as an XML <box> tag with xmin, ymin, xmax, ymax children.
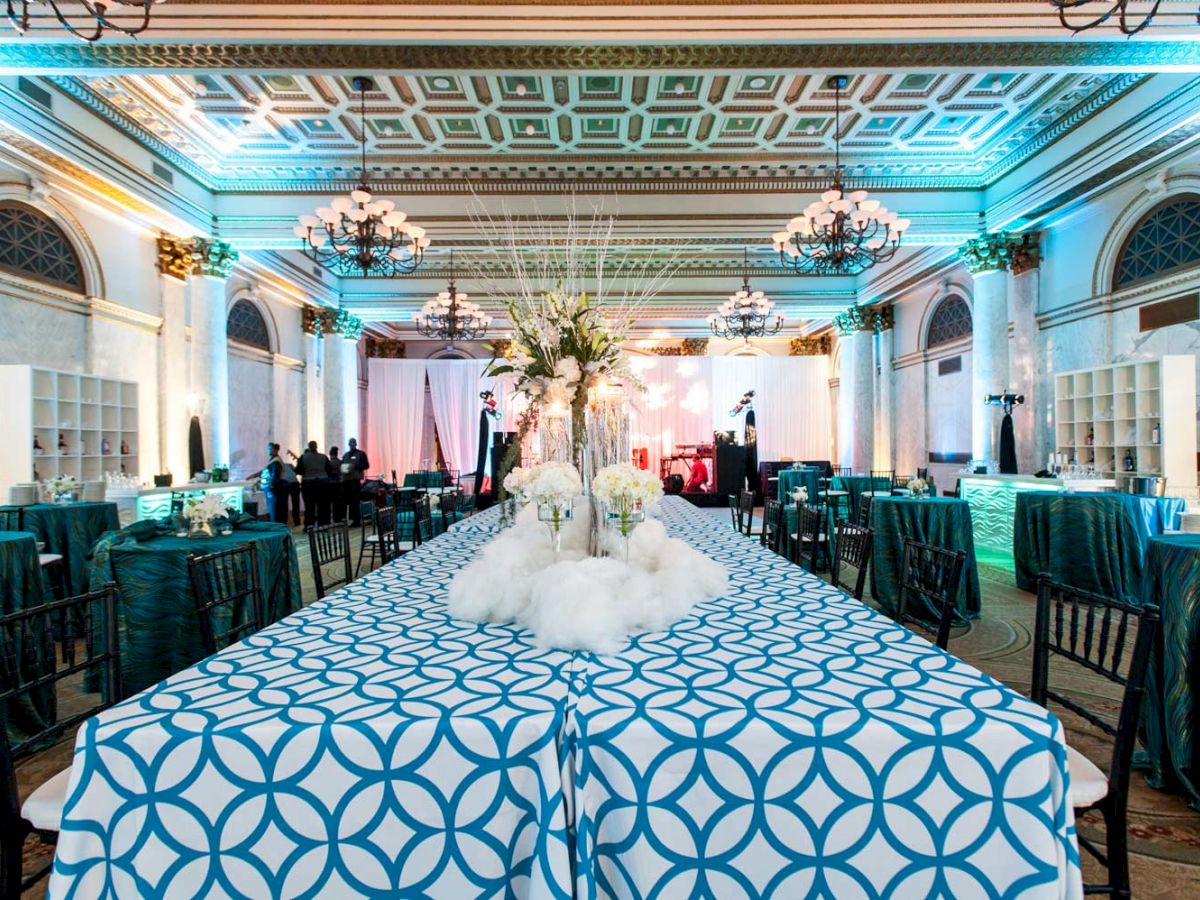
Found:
<box><xmin>259</xmin><ymin>442</ymin><xmax>286</xmax><ymax>523</ymax></box>
<box><xmin>296</xmin><ymin>440</ymin><xmax>331</xmax><ymax>527</ymax></box>
<box><xmin>342</xmin><ymin>438</ymin><xmax>370</xmax><ymax>525</ymax></box>
<box><xmin>327</xmin><ymin>446</ymin><xmax>345</xmax><ymax>522</ymax></box>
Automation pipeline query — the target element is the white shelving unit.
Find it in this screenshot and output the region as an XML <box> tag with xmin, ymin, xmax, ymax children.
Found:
<box><xmin>1054</xmin><ymin>355</ymin><xmax>1197</xmax><ymax>493</ymax></box>
<box><xmin>0</xmin><ymin>365</ymin><xmax>140</xmax><ymax>497</ymax></box>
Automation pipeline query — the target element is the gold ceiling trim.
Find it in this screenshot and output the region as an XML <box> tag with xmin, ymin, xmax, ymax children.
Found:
<box><xmin>4</xmin><ymin>41</ymin><xmax>1200</xmax><ymax>71</ymax></box>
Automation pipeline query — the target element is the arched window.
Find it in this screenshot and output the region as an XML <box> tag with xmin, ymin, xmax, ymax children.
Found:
<box><xmin>926</xmin><ymin>294</ymin><xmax>972</xmax><ymax>348</ymax></box>
<box><xmin>227</xmin><ymin>299</ymin><xmax>271</xmax><ymax>350</ymax></box>
<box><xmin>1114</xmin><ymin>194</ymin><xmax>1200</xmax><ymax>289</ymax></box>
<box><xmin>0</xmin><ymin>201</ymin><xmax>85</xmax><ymax>293</ymax></box>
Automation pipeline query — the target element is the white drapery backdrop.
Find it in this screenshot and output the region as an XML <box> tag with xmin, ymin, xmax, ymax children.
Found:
<box><xmin>627</xmin><ymin>355</ymin><xmax>714</xmax><ymax>478</ymax></box>
<box><xmin>366</xmin><ymin>359</ymin><xmax>428</xmax><ymax>479</ymax></box>
<box><xmin>427</xmin><ymin>359</ymin><xmax>489</xmax><ymax>477</ymax></box>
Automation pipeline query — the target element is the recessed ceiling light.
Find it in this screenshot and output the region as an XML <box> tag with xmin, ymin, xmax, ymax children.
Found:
<box><xmin>674</xmin><ymin>79</ymin><xmax>686</xmax><ymax>96</ymax></box>
<box><xmin>383</xmin><ymin>125</ymin><xmax>395</xmax><ymax>137</ymax></box>
<box><xmin>194</xmin><ymin>81</ymin><xmax>208</xmax><ymax>97</ymax></box>
<box><xmin>991</xmin><ymin>76</ymin><xmax>1004</xmax><ymax>92</ymax></box>
<box><xmin>516</xmin><ymin>81</ymin><xmax>527</xmax><ymax>97</ymax></box>
<box><xmin>525</xmin><ymin>122</ymin><xmax>536</xmax><ymax>135</ymax></box>
<box><xmin>805</xmin><ymin>124</ymin><xmax>816</xmax><ymax>135</ymax></box>
<box><xmin>666</xmin><ymin>124</ymin><xmax>676</xmax><ymax>135</ymax></box>
<box><xmin>313</xmin><ymin>120</ymin><xmax>325</xmax><ymax>128</ymax></box>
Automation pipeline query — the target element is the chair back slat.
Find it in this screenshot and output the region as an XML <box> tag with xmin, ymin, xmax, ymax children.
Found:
<box><xmin>187</xmin><ymin>544</ymin><xmax>265</xmax><ymax>655</ymax></box>
<box><xmin>833</xmin><ymin>521</ymin><xmax>873</xmax><ymax>601</ymax></box>
<box><xmin>727</xmin><ymin>494</ymin><xmax>740</xmax><ymax>531</ymax></box>
<box><xmin>738</xmin><ymin>490</ymin><xmax>756</xmax><ymax>537</ymax></box>
<box><xmin>1031</xmin><ymin>576</ymin><xmax>1159</xmax><ymax>812</ymax></box>
<box><xmin>414</xmin><ymin>497</ymin><xmax>434</xmax><ymax>546</ymax></box>
<box><xmin>857</xmin><ymin>493</ymin><xmax>873</xmax><ymax>526</ymax></box>
<box><xmin>761</xmin><ymin>499</ymin><xmax>784</xmax><ymax>555</ymax></box>
<box><xmin>307</xmin><ymin>522</ymin><xmax>353</xmax><ymax>598</ymax></box>
<box><xmin>894</xmin><ymin>538</ymin><xmax>966</xmax><ymax>650</ymax></box>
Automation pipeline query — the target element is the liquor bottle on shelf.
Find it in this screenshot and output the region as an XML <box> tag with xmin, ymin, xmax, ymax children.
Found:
<box><xmin>1123</xmin><ymin>449</ymin><xmax>1136</xmax><ymax>472</ymax></box>
<box><xmin>1085</xmin><ymin>428</ymin><xmax>1094</xmax><ymax>447</ymax></box>
<box><xmin>101</xmin><ymin>437</ymin><xmax>111</xmax><ymax>455</ymax></box>
<box><xmin>33</xmin><ymin>434</ymin><xmax>43</xmax><ymax>453</ymax></box>
<box><xmin>1151</xmin><ymin>423</ymin><xmax>1161</xmax><ymax>445</ymax></box>
<box><xmin>120</xmin><ymin>439</ymin><xmax>130</xmax><ymax>455</ymax></box>
<box><xmin>58</xmin><ymin>433</ymin><xmax>68</xmax><ymax>454</ymax></box>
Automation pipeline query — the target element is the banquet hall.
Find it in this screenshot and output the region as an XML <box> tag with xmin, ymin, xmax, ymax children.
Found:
<box><xmin>0</xmin><ymin>2</ymin><xmax>1199</xmax><ymax>898</ymax></box>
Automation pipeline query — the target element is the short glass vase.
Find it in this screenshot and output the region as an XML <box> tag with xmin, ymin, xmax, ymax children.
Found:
<box><xmin>605</xmin><ymin>500</ymin><xmax>645</xmax><ymax>562</ymax></box>
<box><xmin>187</xmin><ymin>518</ymin><xmax>215</xmax><ymax>539</ymax></box>
<box><xmin>537</xmin><ymin>500</ymin><xmax>573</xmax><ymax>555</ymax></box>
<box><xmin>52</xmin><ymin>491</ymin><xmax>75</xmax><ymax>505</ymax></box>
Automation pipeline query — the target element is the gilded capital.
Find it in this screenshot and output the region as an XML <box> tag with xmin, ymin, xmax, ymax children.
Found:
<box><xmin>959</xmin><ymin>232</ymin><xmax>1012</xmax><ymax>275</ymax></box>
<box><xmin>789</xmin><ymin>335</ymin><xmax>832</xmax><ymax>356</ymax></box>
<box><xmin>156</xmin><ymin>236</ymin><xmax>194</xmax><ymax>282</ymax></box>
<box><xmin>1008</xmin><ymin>231</ymin><xmax>1042</xmax><ymax>275</ymax></box>
<box><xmin>651</xmin><ymin>337</ymin><xmax>709</xmax><ymax>357</ymax></box>
<box><xmin>192</xmin><ymin>238</ymin><xmax>239</xmax><ymax>280</ymax></box>
<box><xmin>867</xmin><ymin>305</ymin><xmax>894</xmax><ymax>332</ymax></box>
<box><xmin>365</xmin><ymin>337</ymin><xmax>407</xmax><ymax>359</ymax></box>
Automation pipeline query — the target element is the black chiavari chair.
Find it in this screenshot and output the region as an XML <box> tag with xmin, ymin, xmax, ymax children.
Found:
<box><xmin>832</xmin><ymin>466</ymin><xmax>852</xmax><ymax>478</ymax></box>
<box><xmin>833</xmin><ymin>522</ymin><xmax>874</xmax><ymax>601</ymax></box>
<box><xmin>0</xmin><ymin>584</ymin><xmax>122</xmax><ymax>896</ymax></box>
<box><xmin>186</xmin><ymin>544</ymin><xmax>265</xmax><ymax>655</ymax></box>
<box><xmin>857</xmin><ymin>493</ymin><xmax>874</xmax><ymax>527</ymax></box>
<box><xmin>894</xmin><ymin>538</ymin><xmax>966</xmax><ymax>650</ymax></box>
<box><xmin>307</xmin><ymin>521</ymin><xmax>353</xmax><ymax>599</ymax></box>
<box><xmin>1032</xmin><ymin>576</ymin><xmax>1158</xmax><ymax>899</ymax></box>
<box><xmin>413</xmin><ymin>496</ymin><xmax>435</xmax><ymax>547</ymax></box>
<box><xmin>357</xmin><ymin>505</ymin><xmax>398</xmax><ymax>577</ymax></box>
<box><xmin>761</xmin><ymin>498</ymin><xmax>785</xmax><ymax>556</ymax></box>
<box><xmin>393</xmin><ymin>489</ymin><xmax>420</xmax><ymax>549</ymax></box>
<box><xmin>867</xmin><ymin>469</ymin><xmax>894</xmax><ymax>498</ymax></box>
<box><xmin>738</xmin><ymin>490</ymin><xmax>757</xmax><ymax>538</ymax></box>
<box><xmin>790</xmin><ymin>503</ymin><xmax>830</xmax><ymax>573</ymax></box>
<box><xmin>727</xmin><ymin>494</ymin><xmax>740</xmax><ymax>531</ymax></box>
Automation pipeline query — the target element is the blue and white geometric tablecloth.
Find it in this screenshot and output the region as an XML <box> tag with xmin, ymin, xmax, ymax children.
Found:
<box><xmin>51</xmin><ymin>497</ymin><xmax>1081</xmax><ymax>899</ymax></box>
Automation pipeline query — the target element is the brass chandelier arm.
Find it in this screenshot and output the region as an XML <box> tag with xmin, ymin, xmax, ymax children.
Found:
<box><xmin>1048</xmin><ymin>1</ymin><xmax>1198</xmax><ymax>36</ymax></box>
<box><xmin>7</xmin><ymin>0</ymin><xmax>156</xmax><ymax>42</ymax></box>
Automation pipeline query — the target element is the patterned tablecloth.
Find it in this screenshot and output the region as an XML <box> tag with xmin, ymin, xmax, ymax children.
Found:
<box><xmin>20</xmin><ymin>501</ymin><xmax>120</xmax><ymax>596</ymax></box>
<box><xmin>88</xmin><ymin>521</ymin><xmax>303</xmax><ymax>696</ymax></box>
<box><xmin>50</xmin><ymin>497</ymin><xmax>1082</xmax><ymax>899</ymax></box>
<box><xmin>869</xmin><ymin>496</ymin><xmax>982</xmax><ymax>622</ymax></box>
<box><xmin>1140</xmin><ymin>534</ymin><xmax>1200</xmax><ymax>810</ymax></box>
<box><xmin>1013</xmin><ymin>492</ymin><xmax>1185</xmax><ymax>601</ymax></box>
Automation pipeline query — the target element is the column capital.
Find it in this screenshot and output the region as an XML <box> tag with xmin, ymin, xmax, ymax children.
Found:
<box><xmin>789</xmin><ymin>334</ymin><xmax>832</xmax><ymax>356</ymax></box>
<box><xmin>959</xmin><ymin>232</ymin><xmax>1012</xmax><ymax>275</ymax></box>
<box><xmin>365</xmin><ymin>337</ymin><xmax>408</xmax><ymax>358</ymax></box>
<box><xmin>192</xmin><ymin>238</ymin><xmax>239</xmax><ymax>279</ymax></box>
<box><xmin>156</xmin><ymin>235</ymin><xmax>194</xmax><ymax>282</ymax></box>
<box><xmin>867</xmin><ymin>304</ymin><xmax>894</xmax><ymax>332</ymax></box>
<box><xmin>303</xmin><ymin>305</ymin><xmax>364</xmax><ymax>340</ymax></box>
<box><xmin>1008</xmin><ymin>231</ymin><xmax>1042</xmax><ymax>275</ymax></box>
<box><xmin>832</xmin><ymin>305</ymin><xmax>870</xmax><ymax>336</ymax></box>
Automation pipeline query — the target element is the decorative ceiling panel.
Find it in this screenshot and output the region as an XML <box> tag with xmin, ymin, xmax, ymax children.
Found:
<box><xmin>54</xmin><ymin>69</ymin><xmax>1141</xmax><ymax>191</ymax></box>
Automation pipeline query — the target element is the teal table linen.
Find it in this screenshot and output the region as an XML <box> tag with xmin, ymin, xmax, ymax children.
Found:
<box><xmin>1013</xmin><ymin>492</ymin><xmax>1184</xmax><ymax>601</ymax></box>
<box><xmin>21</xmin><ymin>501</ymin><xmax>120</xmax><ymax>597</ymax></box>
<box><xmin>403</xmin><ymin>471</ymin><xmax>444</xmax><ymax>488</ymax></box>
<box><xmin>0</xmin><ymin>531</ymin><xmax>54</xmax><ymax>737</ymax></box>
<box><xmin>776</xmin><ymin>467</ymin><xmax>820</xmax><ymax>504</ymax></box>
<box><xmin>869</xmin><ymin>496</ymin><xmax>981</xmax><ymax>622</ymax></box>
<box><xmin>1140</xmin><ymin>534</ymin><xmax>1200</xmax><ymax>809</ymax></box>
<box><xmin>830</xmin><ymin>474</ymin><xmax>892</xmax><ymax>517</ymax></box>
<box><xmin>92</xmin><ymin>521</ymin><xmax>302</xmax><ymax>695</ymax></box>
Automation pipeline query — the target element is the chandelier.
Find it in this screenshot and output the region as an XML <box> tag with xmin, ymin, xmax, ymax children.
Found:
<box><xmin>295</xmin><ymin>76</ymin><xmax>429</xmax><ymax>278</ymax></box>
<box><xmin>415</xmin><ymin>251</ymin><xmax>491</xmax><ymax>342</ymax></box>
<box><xmin>708</xmin><ymin>249</ymin><xmax>783</xmax><ymax>341</ymax></box>
<box><xmin>772</xmin><ymin>75</ymin><xmax>910</xmax><ymax>276</ymax></box>
<box><xmin>6</xmin><ymin>0</ymin><xmax>160</xmax><ymax>41</ymax></box>
<box><xmin>1049</xmin><ymin>1</ymin><xmax>1198</xmax><ymax>35</ymax></box>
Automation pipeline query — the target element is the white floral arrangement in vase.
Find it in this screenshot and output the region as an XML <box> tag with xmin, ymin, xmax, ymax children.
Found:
<box><xmin>791</xmin><ymin>486</ymin><xmax>809</xmax><ymax>505</ymax></box>
<box><xmin>183</xmin><ymin>492</ymin><xmax>230</xmax><ymax>537</ymax></box>
<box><xmin>48</xmin><ymin>474</ymin><xmax>77</xmax><ymax>503</ymax></box>
<box><xmin>502</xmin><ymin>466</ymin><xmax>534</xmax><ymax>504</ymax></box>
<box><xmin>526</xmin><ymin>462</ymin><xmax>583</xmax><ymax>553</ymax></box>
<box><xmin>592</xmin><ymin>463</ymin><xmax>663</xmax><ymax>561</ymax></box>
<box><xmin>909</xmin><ymin>477</ymin><xmax>930</xmax><ymax>498</ymax></box>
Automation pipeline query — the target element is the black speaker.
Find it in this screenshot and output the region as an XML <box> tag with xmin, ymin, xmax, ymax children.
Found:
<box><xmin>715</xmin><ymin>443</ymin><xmax>747</xmax><ymax>496</ymax></box>
<box><xmin>490</xmin><ymin>432</ymin><xmax>518</xmax><ymax>489</ymax></box>
<box><xmin>664</xmin><ymin>474</ymin><xmax>684</xmax><ymax>495</ymax></box>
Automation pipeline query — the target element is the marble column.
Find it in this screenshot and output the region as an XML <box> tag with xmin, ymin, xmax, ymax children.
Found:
<box><xmin>1008</xmin><ymin>233</ymin><xmax>1042</xmax><ymax>475</ymax></box>
<box><xmin>303</xmin><ymin>329</ymin><xmax>325</xmax><ymax>447</ymax></box>
<box><xmin>340</xmin><ymin>336</ymin><xmax>361</xmax><ymax>444</ymax></box>
<box><xmin>156</xmin><ymin>237</ymin><xmax>192</xmax><ymax>480</ymax></box>
<box><xmin>961</xmin><ymin>233</ymin><xmax>1011</xmax><ymax>464</ymax></box>
<box><xmin>836</xmin><ymin>336</ymin><xmax>855</xmax><ymax>469</ymax></box>
<box><xmin>851</xmin><ymin>326</ymin><xmax>876</xmax><ymax>473</ymax></box>
<box><xmin>323</xmin><ymin>332</ymin><xmax>347</xmax><ymax>450</ymax></box>
<box><xmin>872</xmin><ymin>308</ymin><xmax>895</xmax><ymax>471</ymax></box>
<box><xmin>189</xmin><ymin>238</ymin><xmax>239</xmax><ymax>470</ymax></box>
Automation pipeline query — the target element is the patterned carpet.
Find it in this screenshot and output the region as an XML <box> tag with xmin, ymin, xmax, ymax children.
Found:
<box><xmin>18</xmin><ymin>514</ymin><xmax>1200</xmax><ymax>897</ymax></box>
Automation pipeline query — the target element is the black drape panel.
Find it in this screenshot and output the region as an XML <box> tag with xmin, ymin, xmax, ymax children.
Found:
<box><xmin>474</xmin><ymin>410</ymin><xmax>489</xmax><ymax>499</ymax></box>
<box><xmin>999</xmin><ymin>413</ymin><xmax>1018</xmax><ymax>474</ymax></box>
<box><xmin>188</xmin><ymin>416</ymin><xmax>205</xmax><ymax>479</ymax></box>
<box><xmin>743</xmin><ymin>409</ymin><xmax>759</xmax><ymax>500</ymax></box>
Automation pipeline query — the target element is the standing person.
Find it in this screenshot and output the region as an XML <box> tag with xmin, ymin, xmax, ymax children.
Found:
<box><xmin>259</xmin><ymin>442</ymin><xmax>286</xmax><ymax>523</ymax></box>
<box><xmin>280</xmin><ymin>449</ymin><xmax>302</xmax><ymax>526</ymax></box>
<box><xmin>342</xmin><ymin>437</ymin><xmax>371</xmax><ymax>525</ymax></box>
<box><xmin>327</xmin><ymin>446</ymin><xmax>345</xmax><ymax>523</ymax></box>
<box><xmin>296</xmin><ymin>440</ymin><xmax>330</xmax><ymax>527</ymax></box>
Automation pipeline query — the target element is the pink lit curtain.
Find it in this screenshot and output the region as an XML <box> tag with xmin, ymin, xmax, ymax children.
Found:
<box><xmin>366</xmin><ymin>359</ymin><xmax>428</xmax><ymax>479</ymax></box>
<box><xmin>426</xmin><ymin>359</ymin><xmax>489</xmax><ymax>477</ymax></box>
<box><xmin>627</xmin><ymin>355</ymin><xmax>714</xmax><ymax>477</ymax></box>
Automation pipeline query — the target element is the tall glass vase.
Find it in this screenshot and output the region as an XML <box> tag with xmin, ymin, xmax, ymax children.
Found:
<box><xmin>540</xmin><ymin>404</ymin><xmax>573</xmax><ymax>464</ymax></box>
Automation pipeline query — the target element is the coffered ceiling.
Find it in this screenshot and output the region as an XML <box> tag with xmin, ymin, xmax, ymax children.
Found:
<box><xmin>61</xmin><ymin>69</ymin><xmax>1139</xmax><ymax>191</ymax></box>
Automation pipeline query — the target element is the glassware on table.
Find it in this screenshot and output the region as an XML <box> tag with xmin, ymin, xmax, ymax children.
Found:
<box><xmin>605</xmin><ymin>499</ymin><xmax>645</xmax><ymax>563</ymax></box>
<box><xmin>537</xmin><ymin>499</ymin><xmax>573</xmax><ymax>556</ymax></box>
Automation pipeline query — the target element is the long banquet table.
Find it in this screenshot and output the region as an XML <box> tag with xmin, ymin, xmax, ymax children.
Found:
<box><xmin>50</xmin><ymin>497</ymin><xmax>1082</xmax><ymax>898</ymax></box>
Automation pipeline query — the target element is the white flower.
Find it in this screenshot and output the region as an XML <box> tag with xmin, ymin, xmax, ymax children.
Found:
<box><xmin>542</xmin><ymin>377</ymin><xmax>576</xmax><ymax>408</ymax></box>
<box><xmin>791</xmin><ymin>486</ymin><xmax>809</xmax><ymax>503</ymax></box>
<box><xmin>183</xmin><ymin>492</ymin><xmax>229</xmax><ymax>522</ymax></box>
<box><xmin>503</xmin><ymin>466</ymin><xmax>532</xmax><ymax>498</ymax></box>
<box><xmin>910</xmin><ymin>478</ymin><xmax>928</xmax><ymax>492</ymax></box>
<box><xmin>49</xmin><ymin>474</ymin><xmax>77</xmax><ymax>494</ymax></box>
<box><xmin>554</xmin><ymin>356</ymin><xmax>583</xmax><ymax>384</ymax></box>
<box><xmin>592</xmin><ymin>463</ymin><xmax>663</xmax><ymax>509</ymax></box>
<box><xmin>525</xmin><ymin>461</ymin><xmax>582</xmax><ymax>507</ymax></box>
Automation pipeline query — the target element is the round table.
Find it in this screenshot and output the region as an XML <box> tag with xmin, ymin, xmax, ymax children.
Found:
<box><xmin>868</xmin><ymin>496</ymin><xmax>982</xmax><ymax>623</ymax></box>
<box><xmin>830</xmin><ymin>474</ymin><xmax>893</xmax><ymax>520</ymax></box>
<box><xmin>92</xmin><ymin>521</ymin><xmax>302</xmax><ymax>695</ymax></box>
<box><xmin>20</xmin><ymin>501</ymin><xmax>120</xmax><ymax>597</ymax></box>
<box><xmin>1140</xmin><ymin>533</ymin><xmax>1200</xmax><ymax>810</ymax></box>
<box><xmin>0</xmin><ymin>530</ymin><xmax>53</xmax><ymax>736</ymax></box>
<box><xmin>1013</xmin><ymin>491</ymin><xmax>1185</xmax><ymax>602</ymax></box>
<box><xmin>776</xmin><ymin>467</ymin><xmax>820</xmax><ymax>504</ymax></box>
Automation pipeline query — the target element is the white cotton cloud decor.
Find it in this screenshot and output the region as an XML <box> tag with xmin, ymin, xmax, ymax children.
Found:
<box><xmin>447</xmin><ymin>501</ymin><xmax>728</xmax><ymax>654</ymax></box>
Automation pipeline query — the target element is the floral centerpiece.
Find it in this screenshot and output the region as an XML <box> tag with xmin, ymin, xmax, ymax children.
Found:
<box><xmin>592</xmin><ymin>463</ymin><xmax>662</xmax><ymax>560</ymax></box>
<box><xmin>502</xmin><ymin>465</ymin><xmax>534</xmax><ymax>503</ymax></box>
<box><xmin>182</xmin><ymin>493</ymin><xmax>230</xmax><ymax>538</ymax></box>
<box><xmin>791</xmin><ymin>486</ymin><xmax>809</xmax><ymax>505</ymax></box>
<box><xmin>909</xmin><ymin>477</ymin><xmax>930</xmax><ymax>498</ymax></box>
<box><xmin>48</xmin><ymin>474</ymin><xmax>77</xmax><ymax>504</ymax></box>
